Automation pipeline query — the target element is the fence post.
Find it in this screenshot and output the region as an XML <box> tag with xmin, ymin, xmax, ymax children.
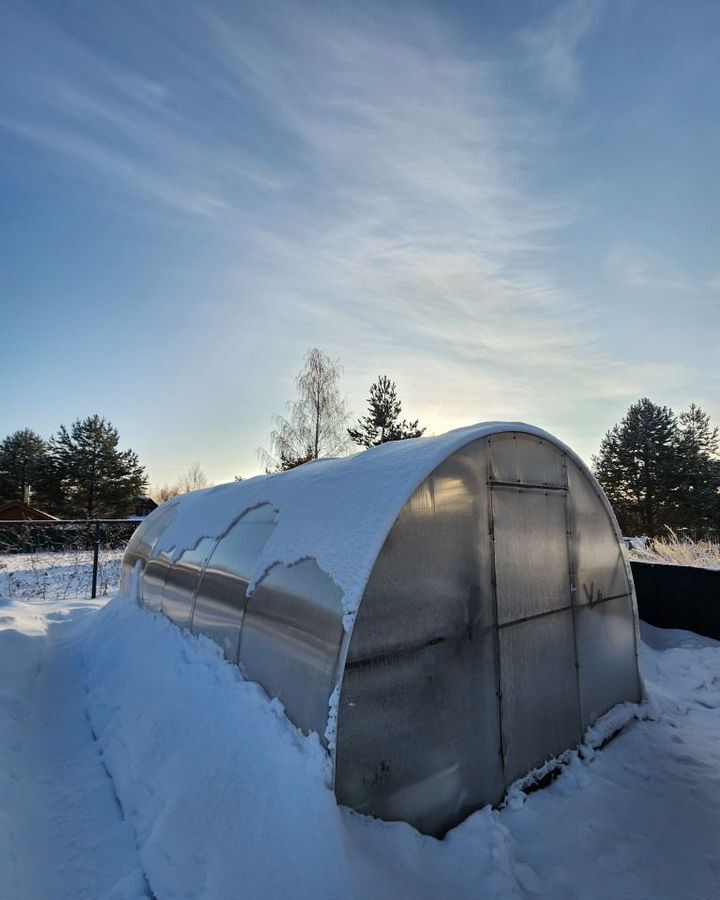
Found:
<box><xmin>91</xmin><ymin>520</ymin><xmax>100</xmax><ymax>599</ymax></box>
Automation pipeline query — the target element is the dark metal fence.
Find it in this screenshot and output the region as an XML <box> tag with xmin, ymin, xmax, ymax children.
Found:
<box><xmin>0</xmin><ymin>519</ymin><xmax>140</xmax><ymax>600</ymax></box>
<box><xmin>632</xmin><ymin>560</ymin><xmax>720</xmax><ymax>640</ymax></box>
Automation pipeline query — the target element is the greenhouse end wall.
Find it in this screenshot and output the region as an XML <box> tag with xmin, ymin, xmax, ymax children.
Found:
<box><xmin>335</xmin><ymin>433</ymin><xmax>641</xmax><ymax>835</ymax></box>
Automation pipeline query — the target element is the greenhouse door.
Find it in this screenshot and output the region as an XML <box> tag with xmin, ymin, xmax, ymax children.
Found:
<box><xmin>489</xmin><ymin>483</ymin><xmax>583</xmax><ymax>784</ymax></box>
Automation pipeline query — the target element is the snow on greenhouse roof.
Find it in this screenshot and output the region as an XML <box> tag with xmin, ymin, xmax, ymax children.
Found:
<box><xmin>153</xmin><ymin>422</ymin><xmax>561</xmax><ymax>623</ymax></box>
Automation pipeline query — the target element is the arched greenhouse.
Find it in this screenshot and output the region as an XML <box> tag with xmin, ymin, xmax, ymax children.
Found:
<box><xmin>120</xmin><ymin>423</ymin><xmax>642</xmax><ymax>836</ymax></box>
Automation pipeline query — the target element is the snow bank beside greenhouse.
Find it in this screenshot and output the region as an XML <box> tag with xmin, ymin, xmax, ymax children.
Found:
<box><xmin>82</xmin><ymin>593</ymin><xmax>720</xmax><ymax>900</ymax></box>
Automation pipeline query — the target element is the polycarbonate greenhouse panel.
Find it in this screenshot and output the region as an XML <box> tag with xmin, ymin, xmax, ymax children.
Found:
<box><xmin>488</xmin><ymin>432</ymin><xmax>567</xmax><ymax>488</ymax></box>
<box><xmin>491</xmin><ymin>486</ymin><xmax>571</xmax><ymax>624</ymax></box>
<box><xmin>161</xmin><ymin>537</ymin><xmax>217</xmax><ymax>629</ymax></box>
<box><xmin>191</xmin><ymin>504</ymin><xmax>276</xmax><ymax>663</ymax></box>
<box><xmin>337</xmin><ymin>625</ymin><xmax>503</xmax><ymax>836</ymax></box>
<box><xmin>239</xmin><ymin>558</ymin><xmax>345</xmax><ymax>738</ymax></box>
<box><xmin>567</xmin><ymin>457</ymin><xmax>632</xmax><ymax>606</ymax></box>
<box><xmin>498</xmin><ymin>610</ymin><xmax>581</xmax><ymax>784</ymax></box>
<box><xmin>142</xmin><ymin>548</ymin><xmax>173</xmax><ymax>613</ymax></box>
<box><xmin>120</xmin><ymin>503</ymin><xmax>177</xmax><ymax>596</ymax></box>
<box><xmin>344</xmin><ymin>448</ymin><xmax>490</xmax><ymax>663</ymax></box>
<box><xmin>335</xmin><ymin>448</ymin><xmax>503</xmax><ymax>835</ymax></box>
<box><xmin>575</xmin><ymin>596</ymin><xmax>641</xmax><ymax>728</ymax></box>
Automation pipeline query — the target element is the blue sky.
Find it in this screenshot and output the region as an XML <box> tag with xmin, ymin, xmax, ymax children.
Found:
<box><xmin>1</xmin><ymin>0</ymin><xmax>718</xmax><ymax>487</ymax></box>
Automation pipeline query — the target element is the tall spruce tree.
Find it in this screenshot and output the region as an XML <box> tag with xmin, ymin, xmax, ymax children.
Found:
<box><xmin>0</xmin><ymin>429</ymin><xmax>51</xmax><ymax>506</ymax></box>
<box><xmin>593</xmin><ymin>398</ymin><xmax>683</xmax><ymax>536</ymax></box>
<box><xmin>348</xmin><ymin>376</ymin><xmax>426</xmax><ymax>448</ymax></box>
<box><xmin>676</xmin><ymin>404</ymin><xmax>720</xmax><ymax>533</ymax></box>
<box><xmin>50</xmin><ymin>415</ymin><xmax>147</xmax><ymax>517</ymax></box>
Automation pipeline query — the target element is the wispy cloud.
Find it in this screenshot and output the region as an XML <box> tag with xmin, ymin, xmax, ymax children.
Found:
<box><xmin>198</xmin><ymin>4</ymin><xmax>674</xmax><ymax>420</ymax></box>
<box><xmin>521</xmin><ymin>0</ymin><xmax>599</xmax><ymax>99</ymax></box>
<box><xmin>2</xmin><ymin>0</ymin><xmax>700</xmax><ymax>471</ymax></box>
<box><xmin>0</xmin><ymin>7</ymin><xmax>286</xmax><ymax>217</ymax></box>
<box><xmin>606</xmin><ymin>245</ymin><xmax>697</xmax><ymax>294</ymax></box>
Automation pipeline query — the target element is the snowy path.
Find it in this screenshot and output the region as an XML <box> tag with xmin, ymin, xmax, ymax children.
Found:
<box><xmin>2</xmin><ymin>584</ymin><xmax>720</xmax><ymax>899</ymax></box>
<box><xmin>0</xmin><ymin>597</ymin><xmax>149</xmax><ymax>900</ymax></box>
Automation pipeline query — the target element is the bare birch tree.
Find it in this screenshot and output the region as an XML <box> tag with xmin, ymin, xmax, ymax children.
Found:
<box><xmin>155</xmin><ymin>462</ymin><xmax>211</xmax><ymax>502</ymax></box>
<box><xmin>264</xmin><ymin>348</ymin><xmax>351</xmax><ymax>471</ymax></box>
<box><xmin>180</xmin><ymin>461</ymin><xmax>210</xmax><ymax>493</ymax></box>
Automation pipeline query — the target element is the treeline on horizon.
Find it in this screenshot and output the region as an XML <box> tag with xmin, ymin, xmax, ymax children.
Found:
<box><xmin>260</xmin><ymin>349</ymin><xmax>720</xmax><ymax>539</ymax></box>
<box><xmin>0</xmin><ymin>348</ymin><xmax>718</xmax><ymax>536</ymax></box>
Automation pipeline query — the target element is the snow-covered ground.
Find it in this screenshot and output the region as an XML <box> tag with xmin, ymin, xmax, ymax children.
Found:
<box><xmin>0</xmin><ymin>549</ymin><xmax>124</xmax><ymax>603</ymax></box>
<box><xmin>2</xmin><ymin>554</ymin><xmax>720</xmax><ymax>899</ymax></box>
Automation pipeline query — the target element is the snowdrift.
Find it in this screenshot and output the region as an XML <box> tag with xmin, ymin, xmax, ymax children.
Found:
<box><xmin>79</xmin><ymin>593</ymin><xmax>720</xmax><ymax>900</ymax></box>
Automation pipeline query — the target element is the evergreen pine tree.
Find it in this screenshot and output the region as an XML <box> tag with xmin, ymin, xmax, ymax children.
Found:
<box><xmin>593</xmin><ymin>398</ymin><xmax>682</xmax><ymax>536</ymax></box>
<box><xmin>348</xmin><ymin>376</ymin><xmax>426</xmax><ymax>448</ymax></box>
<box><xmin>676</xmin><ymin>404</ymin><xmax>720</xmax><ymax>534</ymax></box>
<box><xmin>0</xmin><ymin>429</ymin><xmax>52</xmax><ymax>507</ymax></box>
<box><xmin>50</xmin><ymin>415</ymin><xmax>147</xmax><ymax>517</ymax></box>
